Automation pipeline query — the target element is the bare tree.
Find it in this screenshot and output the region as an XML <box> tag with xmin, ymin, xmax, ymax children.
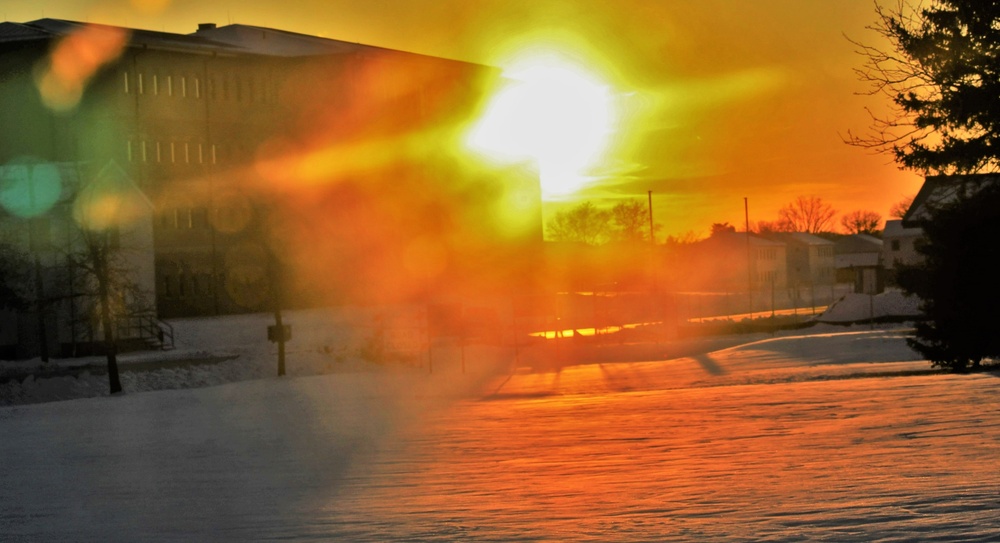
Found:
<box><xmin>710</xmin><ymin>222</ymin><xmax>736</xmax><ymax>236</ymax></box>
<box><xmin>664</xmin><ymin>231</ymin><xmax>702</xmax><ymax>246</ymax></box>
<box><xmin>68</xmin><ymin>227</ymin><xmax>129</xmax><ymax>393</ymax></box>
<box><xmin>67</xmin><ymin>163</ymin><xmax>153</xmax><ymax>394</ymax></box>
<box><xmin>846</xmin><ymin>1</ymin><xmax>1000</xmax><ymax>174</ymax></box>
<box><xmin>752</xmin><ymin>220</ymin><xmax>782</xmax><ymax>234</ymax></box>
<box><xmin>889</xmin><ymin>195</ymin><xmax>915</xmax><ymax>219</ymax></box>
<box><xmin>776</xmin><ymin>196</ymin><xmax>837</xmax><ymax>233</ymax></box>
<box><xmin>841</xmin><ymin>210</ymin><xmax>882</xmax><ymax>235</ymax></box>
<box><xmin>0</xmin><ymin>240</ymin><xmax>30</xmax><ymax>311</ymax></box>
<box><xmin>609</xmin><ymin>199</ymin><xmax>662</xmax><ymax>243</ymax></box>
<box><xmin>546</xmin><ymin>201</ymin><xmax>611</xmax><ymax>245</ymax></box>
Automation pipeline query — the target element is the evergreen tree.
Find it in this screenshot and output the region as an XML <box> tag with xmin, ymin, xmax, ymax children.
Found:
<box><xmin>850</xmin><ymin>0</ymin><xmax>1000</xmax><ymax>173</ymax></box>
<box><xmin>854</xmin><ymin>2</ymin><xmax>1000</xmax><ymax>370</ymax></box>
<box><xmin>896</xmin><ymin>180</ymin><xmax>1000</xmax><ymax>371</ymax></box>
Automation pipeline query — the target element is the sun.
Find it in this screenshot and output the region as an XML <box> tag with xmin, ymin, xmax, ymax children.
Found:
<box><xmin>467</xmin><ymin>51</ymin><xmax>616</xmax><ymax>199</ymax></box>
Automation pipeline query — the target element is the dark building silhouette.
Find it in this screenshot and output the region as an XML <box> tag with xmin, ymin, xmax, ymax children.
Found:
<box><xmin>1</xmin><ymin>19</ymin><xmax>542</xmax><ymax>325</ymax></box>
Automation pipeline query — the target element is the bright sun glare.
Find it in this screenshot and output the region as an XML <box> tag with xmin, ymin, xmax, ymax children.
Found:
<box><xmin>467</xmin><ymin>52</ymin><xmax>616</xmax><ymax>199</ymax></box>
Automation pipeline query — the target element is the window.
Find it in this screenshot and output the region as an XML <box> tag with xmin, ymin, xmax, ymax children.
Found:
<box><xmin>181</xmin><ymin>76</ymin><xmax>187</xmax><ymax>98</ymax></box>
<box><xmin>141</xmin><ymin>140</ymin><xmax>147</xmax><ymax>162</ymax></box>
<box><xmin>156</xmin><ymin>141</ymin><xmax>162</xmax><ymax>162</ymax></box>
<box><xmin>194</xmin><ymin>77</ymin><xmax>201</xmax><ymax>98</ymax></box>
<box><xmin>170</xmin><ymin>142</ymin><xmax>176</xmax><ymax>163</ymax></box>
<box><xmin>123</xmin><ymin>72</ymin><xmax>130</xmax><ymax>94</ymax></box>
<box><xmin>138</xmin><ymin>73</ymin><xmax>144</xmax><ymax>94</ymax></box>
<box><xmin>211</xmin><ymin>144</ymin><xmax>217</xmax><ymax>164</ymax></box>
<box><xmin>167</xmin><ymin>75</ymin><xmax>173</xmax><ymax>96</ymax></box>
<box><xmin>184</xmin><ymin>143</ymin><xmax>190</xmax><ymax>163</ymax></box>
<box><xmin>126</xmin><ymin>140</ymin><xmax>133</xmax><ymax>162</ymax></box>
<box><xmin>152</xmin><ymin>74</ymin><xmax>158</xmax><ymax>95</ymax></box>
<box><xmin>198</xmin><ymin>143</ymin><xmax>204</xmax><ymax>164</ymax></box>
<box><xmin>891</xmin><ymin>240</ymin><xmax>901</xmax><ymax>251</ymax></box>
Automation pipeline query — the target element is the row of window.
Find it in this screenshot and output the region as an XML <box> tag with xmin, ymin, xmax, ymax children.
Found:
<box><xmin>758</xmin><ymin>270</ymin><xmax>779</xmax><ymax>283</ymax></box>
<box><xmin>125</xmin><ymin>72</ymin><xmax>200</xmax><ymax>98</ymax></box>
<box><xmin>123</xmin><ymin>71</ymin><xmax>277</xmax><ymax>103</ymax></box>
<box><xmin>757</xmin><ymin>248</ymin><xmax>779</xmax><ymax>260</ymax></box>
<box><xmin>127</xmin><ymin>139</ymin><xmax>216</xmax><ymax>165</ymax></box>
<box><xmin>126</xmin><ymin>139</ymin><xmax>254</xmax><ymax>165</ymax></box>
<box><xmin>160</xmin><ymin>207</ymin><xmax>208</xmax><ymax>230</ymax></box>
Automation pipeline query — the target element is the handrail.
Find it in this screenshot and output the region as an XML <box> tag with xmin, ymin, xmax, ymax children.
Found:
<box><xmin>115</xmin><ymin>313</ymin><xmax>174</xmax><ymax>350</ymax></box>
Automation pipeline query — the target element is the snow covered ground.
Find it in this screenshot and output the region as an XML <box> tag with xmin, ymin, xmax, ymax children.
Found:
<box><xmin>816</xmin><ymin>289</ymin><xmax>922</xmax><ymax>324</ymax></box>
<box><xmin>3</xmin><ymin>304</ymin><xmax>1000</xmax><ymax>541</ymax></box>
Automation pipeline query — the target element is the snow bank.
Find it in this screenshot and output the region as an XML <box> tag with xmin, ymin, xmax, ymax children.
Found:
<box><xmin>817</xmin><ymin>289</ymin><xmax>922</xmax><ymax>323</ymax></box>
<box><xmin>1</xmin><ymin>306</ymin><xmax>510</xmax><ymax>406</ymax></box>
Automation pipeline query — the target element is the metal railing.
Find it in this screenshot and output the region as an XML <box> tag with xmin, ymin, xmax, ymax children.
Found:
<box><xmin>116</xmin><ymin>313</ymin><xmax>174</xmax><ymax>350</ymax></box>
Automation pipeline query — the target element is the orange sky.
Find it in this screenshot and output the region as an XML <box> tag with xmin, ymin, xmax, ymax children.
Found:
<box><xmin>5</xmin><ymin>0</ymin><xmax>924</xmax><ymax>238</ymax></box>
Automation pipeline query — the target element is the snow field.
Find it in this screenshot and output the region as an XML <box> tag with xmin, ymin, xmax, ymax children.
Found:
<box><xmin>3</xmin><ymin>308</ymin><xmax>999</xmax><ymax>541</ymax></box>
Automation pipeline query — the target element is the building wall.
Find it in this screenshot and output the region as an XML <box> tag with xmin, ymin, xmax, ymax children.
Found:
<box><xmin>882</xmin><ymin>220</ymin><xmax>923</xmax><ymax>272</ymax></box>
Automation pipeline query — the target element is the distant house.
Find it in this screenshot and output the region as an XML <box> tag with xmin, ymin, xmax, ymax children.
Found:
<box><xmin>677</xmin><ymin>232</ymin><xmax>787</xmax><ymax>294</ymax></box>
<box><xmin>903</xmin><ymin>173</ymin><xmax>1000</xmax><ymax>226</ymax></box>
<box><xmin>881</xmin><ymin>219</ymin><xmax>924</xmax><ymax>282</ymax></box>
<box><xmin>834</xmin><ymin>234</ymin><xmax>883</xmax><ymax>294</ymax></box>
<box><xmin>766</xmin><ymin>232</ymin><xmax>835</xmax><ymax>290</ymax></box>
<box><xmin>0</xmin><ymin>161</ymin><xmax>159</xmax><ymax>359</ymax></box>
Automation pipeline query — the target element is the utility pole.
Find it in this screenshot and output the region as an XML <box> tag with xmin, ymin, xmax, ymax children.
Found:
<box><xmin>745</xmin><ymin>197</ymin><xmax>753</xmax><ymax>320</ymax></box>
<box><xmin>647</xmin><ymin>190</ymin><xmax>655</xmax><ymax>244</ymax></box>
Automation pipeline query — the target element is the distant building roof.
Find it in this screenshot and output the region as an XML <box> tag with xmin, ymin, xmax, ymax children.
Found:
<box><xmin>903</xmin><ymin>173</ymin><xmax>1000</xmax><ymax>226</ymax></box>
<box><xmin>834</xmin><ymin>234</ymin><xmax>883</xmax><ymax>255</ymax></box>
<box><xmin>835</xmin><ymin>252</ymin><xmax>880</xmax><ymax>269</ymax></box>
<box><xmin>704</xmin><ymin>232</ymin><xmax>784</xmax><ymax>247</ymax></box>
<box><xmin>766</xmin><ymin>232</ymin><xmax>834</xmax><ymax>246</ymax></box>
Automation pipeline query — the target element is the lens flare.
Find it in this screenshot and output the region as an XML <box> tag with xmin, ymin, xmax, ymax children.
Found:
<box><xmin>0</xmin><ymin>160</ymin><xmax>62</xmax><ymax>218</ymax></box>
<box><xmin>35</xmin><ymin>23</ymin><xmax>129</xmax><ymax>112</ymax></box>
<box><xmin>467</xmin><ymin>50</ymin><xmax>617</xmax><ymax>199</ymax></box>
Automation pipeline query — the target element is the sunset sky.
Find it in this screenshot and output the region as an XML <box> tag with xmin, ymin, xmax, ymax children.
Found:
<box><xmin>4</xmin><ymin>0</ymin><xmax>923</xmax><ymax>238</ymax></box>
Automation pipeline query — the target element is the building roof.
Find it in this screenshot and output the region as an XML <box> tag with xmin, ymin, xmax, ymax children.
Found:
<box><xmin>1</xmin><ymin>19</ymin><xmax>245</xmax><ymax>55</ymax></box>
<box><xmin>835</xmin><ymin>252</ymin><xmax>880</xmax><ymax>269</ymax></box>
<box><xmin>882</xmin><ymin>219</ymin><xmax>922</xmax><ymax>239</ymax></box>
<box><xmin>0</xmin><ymin>21</ymin><xmax>52</xmax><ymax>42</ymax></box>
<box><xmin>704</xmin><ymin>231</ymin><xmax>784</xmax><ymax>248</ymax></box>
<box><xmin>903</xmin><ymin>173</ymin><xmax>1000</xmax><ymax>226</ymax></box>
<box><xmin>1</xmin><ymin>19</ymin><xmax>490</xmax><ymax>70</ymax></box>
<box><xmin>834</xmin><ymin>234</ymin><xmax>883</xmax><ymax>255</ymax></box>
<box><xmin>767</xmin><ymin>232</ymin><xmax>834</xmax><ymax>246</ymax></box>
